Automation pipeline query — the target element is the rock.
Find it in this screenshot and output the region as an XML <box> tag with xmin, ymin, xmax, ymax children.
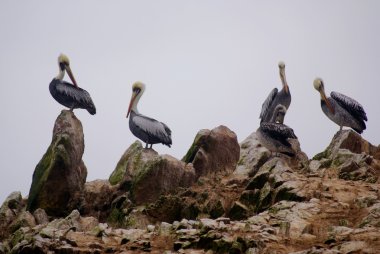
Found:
<box><xmin>236</xmin><ymin>132</ymin><xmax>308</xmax><ymax>178</ymax></box>
<box><xmin>109</xmin><ymin>141</ymin><xmax>144</xmax><ymax>186</ymax></box>
<box><xmin>333</xmin><ymin>241</ymin><xmax>367</xmax><ymax>253</ymax></box>
<box><xmin>146</xmin><ymin>195</ymin><xmax>182</xmax><ymax>223</ymax></box>
<box><xmin>27</xmin><ymin>110</ymin><xmax>87</xmax><ymax>216</ymax></box>
<box><xmin>312</xmin><ymin>130</ymin><xmax>380</xmax><ymax>183</ymax></box>
<box><xmin>360</xmin><ymin>203</ymin><xmax>380</xmax><ymax>227</ymax></box>
<box><xmin>0</xmin><ymin>192</ymin><xmax>22</xmax><ymax>239</ymax></box>
<box><xmin>313</xmin><ymin>130</ymin><xmax>380</xmax><ymax>161</ymax></box>
<box><xmin>183</xmin><ymin>125</ymin><xmax>240</xmax><ymax>177</ymax></box>
<box><xmin>229</xmin><ymin>201</ymin><xmax>249</xmax><ymax>220</ymax></box>
<box><xmin>110</xmin><ymin>140</ymin><xmax>197</xmax><ymax>206</ymax></box>
<box><xmin>9</xmin><ymin>211</ymin><xmax>36</xmax><ymax>233</ymax></box>
<box><xmin>131</xmin><ymin>152</ymin><xmax>196</xmax><ymax>205</ymax></box>
<box><xmin>321</xmin><ymin>130</ymin><xmax>380</xmax><ymax>160</ymax></box>
<box><xmin>235</xmin><ymin>132</ymin><xmax>271</xmax><ymax>177</ymax></box>
<box><xmin>33</xmin><ymin>208</ymin><xmax>49</xmax><ymax>225</ymax></box>
<box><xmin>81</xmin><ymin>179</ymin><xmax>120</xmax><ymax>221</ymax></box>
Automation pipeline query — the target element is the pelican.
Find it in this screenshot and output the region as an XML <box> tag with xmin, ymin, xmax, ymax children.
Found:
<box><xmin>259</xmin><ymin>61</ymin><xmax>291</xmax><ymax>123</ymax></box>
<box><xmin>257</xmin><ymin>105</ymin><xmax>297</xmax><ymax>156</ymax></box>
<box><xmin>49</xmin><ymin>54</ymin><xmax>96</xmax><ymax>115</ymax></box>
<box><xmin>313</xmin><ymin>78</ymin><xmax>367</xmax><ymax>134</ymax></box>
<box><xmin>126</xmin><ymin>82</ymin><xmax>172</xmax><ymax>148</ymax></box>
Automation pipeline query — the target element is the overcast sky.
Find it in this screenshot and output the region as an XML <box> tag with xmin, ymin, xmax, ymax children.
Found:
<box><xmin>1</xmin><ymin>1</ymin><xmax>379</xmax><ymax>203</ymax></box>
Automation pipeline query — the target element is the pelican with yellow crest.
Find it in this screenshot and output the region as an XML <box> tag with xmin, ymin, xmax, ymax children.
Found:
<box><xmin>259</xmin><ymin>61</ymin><xmax>291</xmax><ymax>123</ymax></box>
<box><xmin>126</xmin><ymin>82</ymin><xmax>172</xmax><ymax>148</ymax></box>
<box><xmin>49</xmin><ymin>54</ymin><xmax>96</xmax><ymax>114</ymax></box>
<box><xmin>313</xmin><ymin>78</ymin><xmax>367</xmax><ymax>133</ymax></box>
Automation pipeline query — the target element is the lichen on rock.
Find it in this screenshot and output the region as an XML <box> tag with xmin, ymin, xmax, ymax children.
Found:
<box><xmin>27</xmin><ymin>110</ymin><xmax>87</xmax><ymax>216</ymax></box>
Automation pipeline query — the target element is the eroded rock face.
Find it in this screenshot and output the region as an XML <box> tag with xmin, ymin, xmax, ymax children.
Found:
<box><xmin>311</xmin><ymin>130</ymin><xmax>380</xmax><ymax>183</ymax></box>
<box><xmin>109</xmin><ymin>141</ymin><xmax>197</xmax><ymax>205</ymax></box>
<box><xmin>27</xmin><ymin>110</ymin><xmax>87</xmax><ymax>216</ymax></box>
<box><xmin>0</xmin><ymin>192</ymin><xmax>23</xmax><ymax>240</ymax></box>
<box><xmin>131</xmin><ymin>153</ymin><xmax>196</xmax><ymax>205</ymax></box>
<box><xmin>183</xmin><ymin>125</ymin><xmax>240</xmax><ymax>177</ymax></box>
<box><xmin>236</xmin><ymin>132</ymin><xmax>308</xmax><ymax>178</ymax></box>
<box><xmin>3</xmin><ymin>126</ymin><xmax>380</xmax><ymax>253</ymax></box>
<box><xmin>81</xmin><ymin>179</ymin><xmax>121</xmax><ymax>221</ymax></box>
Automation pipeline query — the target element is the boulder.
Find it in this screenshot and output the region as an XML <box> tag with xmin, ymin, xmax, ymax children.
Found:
<box><xmin>109</xmin><ymin>141</ymin><xmax>145</xmax><ymax>186</ymax></box>
<box><xmin>81</xmin><ymin>179</ymin><xmax>120</xmax><ymax>221</ymax></box>
<box><xmin>0</xmin><ymin>192</ymin><xmax>23</xmax><ymax>239</ymax></box>
<box><xmin>236</xmin><ymin>132</ymin><xmax>308</xmax><ymax>178</ymax></box>
<box><xmin>109</xmin><ymin>142</ymin><xmax>197</xmax><ymax>205</ymax></box>
<box><xmin>27</xmin><ymin>110</ymin><xmax>87</xmax><ymax>216</ymax></box>
<box><xmin>131</xmin><ymin>153</ymin><xmax>196</xmax><ymax>204</ymax></box>
<box><xmin>312</xmin><ymin>130</ymin><xmax>380</xmax><ymax>183</ymax></box>
<box><xmin>235</xmin><ymin>132</ymin><xmax>271</xmax><ymax>177</ymax></box>
<box><xmin>314</xmin><ymin>130</ymin><xmax>380</xmax><ymax>160</ymax></box>
<box><xmin>183</xmin><ymin>125</ymin><xmax>240</xmax><ymax>177</ymax></box>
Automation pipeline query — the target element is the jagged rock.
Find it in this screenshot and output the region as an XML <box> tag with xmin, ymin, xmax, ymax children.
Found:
<box><xmin>315</xmin><ymin>130</ymin><xmax>380</xmax><ymax>160</ymax></box>
<box><xmin>33</xmin><ymin>208</ymin><xmax>49</xmax><ymax>225</ymax></box>
<box><xmin>183</xmin><ymin>125</ymin><xmax>240</xmax><ymax>177</ymax></box>
<box><xmin>109</xmin><ymin>141</ymin><xmax>144</xmax><ymax>186</ymax></box>
<box><xmin>109</xmin><ymin>141</ymin><xmax>197</xmax><ymax>205</ymax></box>
<box><xmin>236</xmin><ymin>132</ymin><xmax>308</xmax><ymax>178</ymax></box>
<box><xmin>0</xmin><ymin>192</ymin><xmax>22</xmax><ymax>239</ymax></box>
<box><xmin>81</xmin><ymin>179</ymin><xmax>120</xmax><ymax>221</ymax></box>
<box><xmin>229</xmin><ymin>201</ymin><xmax>249</xmax><ymax>220</ymax></box>
<box><xmin>235</xmin><ymin>132</ymin><xmax>271</xmax><ymax>177</ymax></box>
<box><xmin>131</xmin><ymin>152</ymin><xmax>196</xmax><ymax>205</ymax></box>
<box><xmin>27</xmin><ymin>110</ymin><xmax>87</xmax><ymax>216</ymax></box>
<box><xmin>312</xmin><ymin>130</ymin><xmax>380</xmax><ymax>183</ymax></box>
<box><xmin>360</xmin><ymin>202</ymin><xmax>380</xmax><ymax>228</ymax></box>
<box><xmin>146</xmin><ymin>195</ymin><xmax>182</xmax><ymax>222</ymax></box>
<box><xmin>9</xmin><ymin>211</ymin><xmax>36</xmax><ymax>233</ymax></box>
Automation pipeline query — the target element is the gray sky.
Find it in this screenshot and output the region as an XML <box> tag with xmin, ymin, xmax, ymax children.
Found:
<box><xmin>1</xmin><ymin>1</ymin><xmax>379</xmax><ymax>203</ymax></box>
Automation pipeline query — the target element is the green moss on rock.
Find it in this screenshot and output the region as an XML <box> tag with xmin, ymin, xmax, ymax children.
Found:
<box><xmin>312</xmin><ymin>149</ymin><xmax>331</xmax><ymax>161</ymax></box>
<box><xmin>182</xmin><ymin>132</ymin><xmax>203</xmax><ymax>163</ymax></box>
<box><xmin>109</xmin><ymin>141</ymin><xmax>143</xmax><ymax>185</ymax></box>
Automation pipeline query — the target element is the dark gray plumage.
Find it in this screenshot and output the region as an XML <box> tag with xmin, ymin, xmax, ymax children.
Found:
<box><xmin>50</xmin><ymin>54</ymin><xmax>96</xmax><ymax>115</ymax></box>
<box><xmin>314</xmin><ymin>78</ymin><xmax>367</xmax><ymax>134</ymax></box>
<box><xmin>259</xmin><ymin>62</ymin><xmax>291</xmax><ymax>123</ymax></box>
<box><xmin>257</xmin><ymin>104</ymin><xmax>297</xmax><ymax>156</ymax></box>
<box><xmin>127</xmin><ymin>82</ymin><xmax>172</xmax><ymax>148</ymax></box>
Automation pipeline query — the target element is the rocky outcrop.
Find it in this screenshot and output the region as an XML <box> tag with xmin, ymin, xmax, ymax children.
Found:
<box><xmin>2</xmin><ymin>125</ymin><xmax>380</xmax><ymax>253</ymax></box>
<box><xmin>236</xmin><ymin>131</ymin><xmax>308</xmax><ymax>177</ymax></box>
<box><xmin>0</xmin><ymin>192</ymin><xmax>23</xmax><ymax>240</ymax></box>
<box><xmin>310</xmin><ymin>130</ymin><xmax>380</xmax><ymax>183</ymax></box>
<box><xmin>109</xmin><ymin>141</ymin><xmax>197</xmax><ymax>205</ymax></box>
<box><xmin>183</xmin><ymin>125</ymin><xmax>240</xmax><ymax>177</ymax></box>
<box><xmin>27</xmin><ymin>110</ymin><xmax>87</xmax><ymax>217</ymax></box>
<box><xmin>80</xmin><ymin>179</ymin><xmax>121</xmax><ymax>221</ymax></box>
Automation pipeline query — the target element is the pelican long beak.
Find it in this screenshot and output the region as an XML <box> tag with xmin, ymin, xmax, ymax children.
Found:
<box><xmin>280</xmin><ymin>68</ymin><xmax>289</xmax><ymax>94</ymax></box>
<box><xmin>65</xmin><ymin>65</ymin><xmax>78</xmax><ymax>87</ymax></box>
<box><xmin>126</xmin><ymin>92</ymin><xmax>138</xmax><ymax>118</ymax></box>
<box><xmin>320</xmin><ymin>89</ymin><xmax>335</xmax><ymax>114</ymax></box>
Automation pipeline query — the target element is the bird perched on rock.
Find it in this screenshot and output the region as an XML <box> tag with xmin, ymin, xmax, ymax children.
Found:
<box><xmin>313</xmin><ymin>78</ymin><xmax>367</xmax><ymax>134</ymax></box>
<box><xmin>259</xmin><ymin>61</ymin><xmax>291</xmax><ymax>123</ymax></box>
<box><xmin>257</xmin><ymin>104</ymin><xmax>297</xmax><ymax>156</ymax></box>
<box><xmin>49</xmin><ymin>54</ymin><xmax>96</xmax><ymax>114</ymax></box>
<box><xmin>126</xmin><ymin>81</ymin><xmax>172</xmax><ymax>149</ymax></box>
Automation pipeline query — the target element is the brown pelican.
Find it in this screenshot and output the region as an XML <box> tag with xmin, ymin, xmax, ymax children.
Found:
<box><xmin>313</xmin><ymin>78</ymin><xmax>367</xmax><ymax>134</ymax></box>
<box><xmin>50</xmin><ymin>54</ymin><xmax>96</xmax><ymax>114</ymax></box>
<box><xmin>259</xmin><ymin>61</ymin><xmax>291</xmax><ymax>123</ymax></box>
<box><xmin>126</xmin><ymin>81</ymin><xmax>172</xmax><ymax>148</ymax></box>
<box><xmin>257</xmin><ymin>105</ymin><xmax>297</xmax><ymax>156</ymax></box>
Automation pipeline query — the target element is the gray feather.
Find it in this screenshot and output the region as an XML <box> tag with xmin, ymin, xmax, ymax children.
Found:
<box><xmin>259</xmin><ymin>88</ymin><xmax>278</xmax><ymax>120</ymax></box>
<box><xmin>331</xmin><ymin>91</ymin><xmax>367</xmax><ymax>121</ymax></box>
